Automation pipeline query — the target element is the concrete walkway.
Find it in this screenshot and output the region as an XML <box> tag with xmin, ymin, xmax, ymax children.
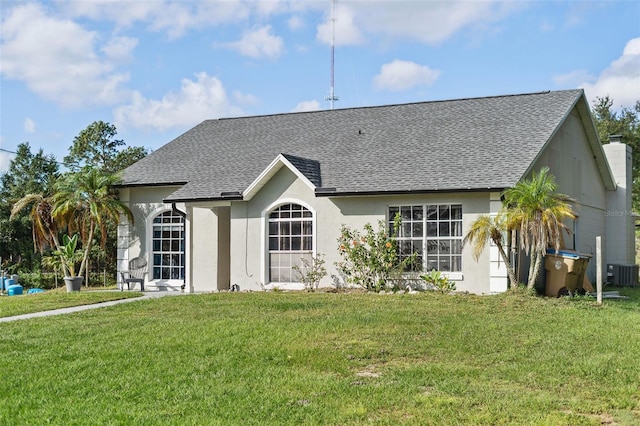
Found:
<box><xmin>0</xmin><ymin>291</ymin><xmax>183</xmax><ymax>323</ymax></box>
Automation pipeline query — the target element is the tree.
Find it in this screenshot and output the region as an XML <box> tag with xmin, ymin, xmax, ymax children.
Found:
<box><xmin>10</xmin><ymin>193</ymin><xmax>60</xmax><ymax>255</ymax></box>
<box><xmin>63</xmin><ymin>121</ymin><xmax>149</xmax><ymax>173</ymax></box>
<box><xmin>463</xmin><ymin>214</ymin><xmax>518</xmax><ymax>288</ymax></box>
<box><xmin>0</xmin><ymin>143</ymin><xmax>59</xmax><ymax>270</ymax></box>
<box><xmin>51</xmin><ymin>168</ymin><xmax>133</xmax><ymax>278</ymax></box>
<box><xmin>591</xmin><ymin>96</ymin><xmax>640</xmax><ymax>212</ymax></box>
<box><xmin>502</xmin><ymin>167</ymin><xmax>576</xmax><ymax>289</ymax></box>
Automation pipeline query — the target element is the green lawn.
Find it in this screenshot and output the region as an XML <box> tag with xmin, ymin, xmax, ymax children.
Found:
<box><xmin>0</xmin><ymin>288</ymin><xmax>142</xmax><ymax>318</ymax></box>
<box><xmin>1</xmin><ymin>289</ymin><xmax>639</xmax><ymax>425</ymax></box>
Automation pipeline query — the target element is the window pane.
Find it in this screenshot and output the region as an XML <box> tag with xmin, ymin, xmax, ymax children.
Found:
<box><xmin>269</xmin><ymin>237</ymin><xmax>278</xmax><ymax>250</ymax></box>
<box><xmin>452</xmin><ymin>221</ymin><xmax>462</xmax><ymax>237</ymax></box>
<box><xmin>439</xmin><ymin>222</ymin><xmax>450</xmax><ymax>237</ymax></box>
<box><xmin>402</xmin><ymin>223</ymin><xmax>411</xmax><ymax>237</ymax></box>
<box><xmin>452</xmin><ymin>256</ymin><xmax>462</xmax><ymax>272</ymax></box>
<box><xmin>302</xmin><ymin>221</ymin><xmax>312</xmax><ymax>235</ymax></box>
<box><xmin>427</xmin><ymin>223</ymin><xmax>437</xmax><ymax>237</ymax></box>
<box><xmin>389</xmin><ymin>206</ymin><xmax>399</xmax><ymax>219</ymax></box>
<box><xmin>439</xmin><ymin>205</ymin><xmax>450</xmax><ymax>220</ymax></box>
<box><xmin>269</xmin><ymin>222</ymin><xmax>278</xmax><ymax>235</ymax></box>
<box><xmin>440</xmin><ymin>240</ymin><xmax>451</xmax><ymax>254</ymax></box>
<box><xmin>291</xmin><ymin>237</ymin><xmax>301</xmax><ymax>250</ymax></box>
<box><xmin>427</xmin><ymin>256</ymin><xmax>438</xmax><ymax>271</ymax></box>
<box><xmin>292</xmin><ymin>221</ymin><xmax>301</xmax><ymax>235</ymax></box>
<box><xmin>427</xmin><ymin>240</ymin><xmax>438</xmax><ymax>255</ymax></box>
<box><xmin>303</xmin><ymin>237</ymin><xmax>312</xmax><ymax>251</ymax></box>
<box><xmin>162</xmin><ymin>240</ymin><xmax>170</xmax><ymax>251</ymax></box>
<box><xmin>426</xmin><ymin>205</ymin><xmax>437</xmax><ymax>220</ymax></box>
<box><xmin>401</xmin><ymin>206</ymin><xmax>412</xmax><ymax>220</ymax></box>
<box><xmin>413</xmin><ymin>206</ymin><xmax>423</xmax><ymax>220</ymax></box>
<box><xmin>451</xmin><ymin>205</ymin><xmax>462</xmax><ymax>220</ymax></box>
<box><xmin>439</xmin><ymin>257</ymin><xmax>451</xmax><ymax>272</ymax></box>
<box><xmin>412</xmin><ymin>222</ymin><xmax>423</xmax><ymax>237</ymax></box>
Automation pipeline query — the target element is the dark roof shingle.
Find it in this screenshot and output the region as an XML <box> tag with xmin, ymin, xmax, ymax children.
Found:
<box><xmin>119</xmin><ymin>89</ymin><xmax>587</xmax><ymax>201</ymax></box>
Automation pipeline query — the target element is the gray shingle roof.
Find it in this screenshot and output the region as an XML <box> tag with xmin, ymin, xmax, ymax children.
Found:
<box><xmin>119</xmin><ymin>89</ymin><xmax>593</xmax><ymax>202</ymax></box>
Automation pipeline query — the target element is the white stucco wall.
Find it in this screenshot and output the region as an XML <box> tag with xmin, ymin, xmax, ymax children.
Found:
<box><xmin>227</xmin><ymin>166</ymin><xmax>494</xmax><ymax>294</ymax></box>
<box><xmin>119</xmin><ymin>186</ymin><xmax>188</xmax><ymax>291</ymax></box>
<box><xmin>603</xmin><ymin>142</ymin><xmax>635</xmax><ymax>265</ymax></box>
<box><xmin>530</xmin><ymin>107</ymin><xmax>610</xmax><ymax>284</ymax></box>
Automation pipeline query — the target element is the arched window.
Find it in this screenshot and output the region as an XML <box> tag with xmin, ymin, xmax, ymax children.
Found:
<box><xmin>268</xmin><ymin>203</ymin><xmax>313</xmax><ymax>283</ymax></box>
<box><xmin>152</xmin><ymin>211</ymin><xmax>185</xmax><ymax>280</ymax></box>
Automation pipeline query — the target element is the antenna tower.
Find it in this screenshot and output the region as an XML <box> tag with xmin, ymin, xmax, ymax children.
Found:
<box><xmin>325</xmin><ymin>0</ymin><xmax>338</xmax><ymax>109</ymax></box>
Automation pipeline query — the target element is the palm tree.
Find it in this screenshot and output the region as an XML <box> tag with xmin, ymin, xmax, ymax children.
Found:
<box><xmin>51</xmin><ymin>168</ymin><xmax>133</xmax><ymax>278</ymax></box>
<box><xmin>463</xmin><ymin>214</ymin><xmax>518</xmax><ymax>288</ymax></box>
<box><xmin>10</xmin><ymin>193</ymin><xmax>60</xmax><ymax>254</ymax></box>
<box><xmin>502</xmin><ymin>167</ymin><xmax>576</xmax><ymax>289</ymax></box>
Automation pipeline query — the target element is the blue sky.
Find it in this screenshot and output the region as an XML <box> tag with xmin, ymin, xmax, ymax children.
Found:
<box><xmin>1</xmin><ymin>0</ymin><xmax>639</xmax><ymax>173</ymax></box>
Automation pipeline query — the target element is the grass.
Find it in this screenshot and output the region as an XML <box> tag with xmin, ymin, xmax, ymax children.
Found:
<box><xmin>0</xmin><ymin>288</ymin><xmax>142</xmax><ymax>318</ymax></box>
<box><xmin>0</xmin><ymin>288</ymin><xmax>639</xmax><ymax>425</ymax></box>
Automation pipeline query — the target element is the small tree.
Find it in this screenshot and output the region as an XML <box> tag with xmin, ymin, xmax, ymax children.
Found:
<box><xmin>463</xmin><ymin>214</ymin><xmax>518</xmax><ymax>288</ymax></box>
<box><xmin>292</xmin><ymin>253</ymin><xmax>327</xmax><ymax>292</ymax></box>
<box><xmin>336</xmin><ymin>215</ymin><xmax>415</xmax><ymax>292</ymax></box>
<box><xmin>502</xmin><ymin>167</ymin><xmax>576</xmax><ymax>289</ymax></box>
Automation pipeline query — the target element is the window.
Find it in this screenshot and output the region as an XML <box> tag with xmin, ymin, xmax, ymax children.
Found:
<box><xmin>389</xmin><ymin>204</ymin><xmax>462</xmax><ymax>272</ymax></box>
<box><xmin>152</xmin><ymin>211</ymin><xmax>185</xmax><ymax>280</ymax></box>
<box><xmin>268</xmin><ymin>203</ymin><xmax>313</xmax><ymax>282</ymax></box>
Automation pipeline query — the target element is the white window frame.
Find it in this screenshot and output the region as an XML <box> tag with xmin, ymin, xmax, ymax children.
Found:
<box><xmin>261</xmin><ymin>199</ymin><xmax>317</xmax><ymax>290</ymax></box>
<box><xmin>148</xmin><ymin>209</ymin><xmax>185</xmax><ymax>283</ymax></box>
<box><xmin>388</xmin><ymin>204</ymin><xmax>463</xmax><ymax>278</ymax></box>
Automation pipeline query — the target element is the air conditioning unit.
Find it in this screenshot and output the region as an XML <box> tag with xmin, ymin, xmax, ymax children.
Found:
<box><xmin>607</xmin><ymin>264</ymin><xmax>639</xmax><ymax>287</ymax></box>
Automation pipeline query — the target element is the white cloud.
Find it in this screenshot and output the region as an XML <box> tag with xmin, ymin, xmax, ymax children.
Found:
<box><xmin>580</xmin><ymin>38</ymin><xmax>640</xmax><ymax>108</ymax></box>
<box><xmin>61</xmin><ymin>1</ymin><xmax>253</xmax><ymax>39</ymax></box>
<box><xmin>0</xmin><ymin>3</ymin><xmax>131</xmax><ymax>107</ymax></box>
<box><xmin>102</xmin><ymin>36</ymin><xmax>138</xmax><ymax>64</ymax></box>
<box><xmin>288</xmin><ymin>15</ymin><xmax>305</xmax><ymax>31</ymax></box>
<box><xmin>292</xmin><ymin>100</ymin><xmax>321</xmax><ymax>112</ymax></box>
<box><xmin>23</xmin><ymin>118</ymin><xmax>36</xmax><ymax>133</ymax></box>
<box><xmin>114</xmin><ymin>72</ymin><xmax>243</xmax><ymax>131</ymax></box>
<box><xmin>221</xmin><ymin>25</ymin><xmax>284</xmax><ymax>60</ymax></box>
<box><xmin>373</xmin><ymin>60</ymin><xmax>441</xmax><ymax>92</ymax></box>
<box><xmin>317</xmin><ymin>1</ymin><xmax>522</xmax><ymax>46</ymax></box>
<box><xmin>317</xmin><ymin>3</ymin><xmax>365</xmax><ymax>46</ymax></box>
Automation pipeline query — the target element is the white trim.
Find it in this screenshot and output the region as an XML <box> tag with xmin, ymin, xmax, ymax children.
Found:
<box><xmin>244</xmin><ymin>154</ymin><xmax>317</xmax><ymax>201</ymax></box>
<box><xmin>261</xmin><ymin>198</ymin><xmax>317</xmax><ymax>288</ymax></box>
<box><xmin>146</xmin><ymin>206</ymin><xmax>187</xmax><ymax>288</ymax></box>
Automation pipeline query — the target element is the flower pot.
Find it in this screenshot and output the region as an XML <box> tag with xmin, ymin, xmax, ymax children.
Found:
<box><xmin>64</xmin><ymin>276</ymin><xmax>83</xmax><ymax>293</ymax></box>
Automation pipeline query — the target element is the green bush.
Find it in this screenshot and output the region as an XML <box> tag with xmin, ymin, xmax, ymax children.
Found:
<box><xmin>336</xmin><ymin>215</ymin><xmax>416</xmax><ymax>292</ymax></box>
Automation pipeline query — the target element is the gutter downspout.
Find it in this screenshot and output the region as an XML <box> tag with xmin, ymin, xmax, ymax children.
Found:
<box><xmin>172</xmin><ymin>203</ymin><xmax>188</xmax><ymax>292</ymax></box>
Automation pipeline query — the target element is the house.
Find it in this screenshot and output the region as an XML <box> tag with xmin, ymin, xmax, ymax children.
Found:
<box><xmin>117</xmin><ymin>89</ymin><xmax>634</xmax><ymax>294</ymax></box>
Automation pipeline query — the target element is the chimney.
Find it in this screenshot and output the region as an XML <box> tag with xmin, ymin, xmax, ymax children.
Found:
<box><xmin>602</xmin><ymin>135</ymin><xmax>635</xmax><ymax>265</ymax></box>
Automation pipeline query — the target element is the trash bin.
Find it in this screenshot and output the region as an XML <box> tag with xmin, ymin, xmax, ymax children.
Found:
<box><xmin>545</xmin><ymin>249</ymin><xmax>592</xmax><ymax>297</ymax></box>
<box><xmin>3</xmin><ymin>278</ymin><xmax>15</xmax><ymax>291</ymax></box>
<box><xmin>7</xmin><ymin>284</ymin><xmax>23</xmax><ymax>296</ymax></box>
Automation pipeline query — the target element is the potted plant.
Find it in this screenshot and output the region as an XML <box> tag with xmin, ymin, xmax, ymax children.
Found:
<box><xmin>54</xmin><ymin>234</ymin><xmax>84</xmax><ymax>292</ymax></box>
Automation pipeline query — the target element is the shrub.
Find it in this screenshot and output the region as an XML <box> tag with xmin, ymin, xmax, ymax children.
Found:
<box><xmin>336</xmin><ymin>215</ymin><xmax>415</xmax><ymax>292</ymax></box>
<box><xmin>420</xmin><ymin>270</ymin><xmax>456</xmax><ymax>294</ymax></box>
<box><xmin>292</xmin><ymin>253</ymin><xmax>327</xmax><ymax>292</ymax></box>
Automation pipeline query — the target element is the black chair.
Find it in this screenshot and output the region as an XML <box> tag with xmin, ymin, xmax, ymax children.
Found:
<box><xmin>120</xmin><ymin>257</ymin><xmax>148</xmax><ymax>291</ymax></box>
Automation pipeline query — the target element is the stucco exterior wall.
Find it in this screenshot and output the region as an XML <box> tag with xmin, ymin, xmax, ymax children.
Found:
<box><xmin>530</xmin><ymin>108</ymin><xmax>608</xmax><ymax>283</ymax></box>
<box><xmin>119</xmin><ymin>186</ymin><xmax>188</xmax><ymax>290</ymax></box>
<box><xmin>227</xmin><ymin>167</ymin><xmax>494</xmax><ymax>294</ymax></box>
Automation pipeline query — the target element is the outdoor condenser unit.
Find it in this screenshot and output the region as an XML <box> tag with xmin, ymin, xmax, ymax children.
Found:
<box><xmin>607</xmin><ymin>264</ymin><xmax>639</xmax><ymax>287</ymax></box>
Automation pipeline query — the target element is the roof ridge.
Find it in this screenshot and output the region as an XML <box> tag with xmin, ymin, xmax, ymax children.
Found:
<box><xmin>210</xmin><ymin>89</ymin><xmax>582</xmax><ymax>122</ymax></box>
